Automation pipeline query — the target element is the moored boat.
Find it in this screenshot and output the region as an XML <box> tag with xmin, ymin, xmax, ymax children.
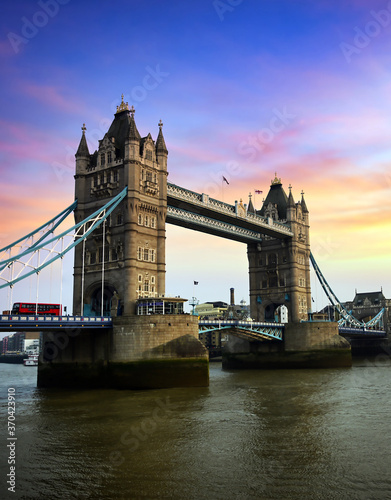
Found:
<box><xmin>23</xmin><ymin>354</ymin><xmax>38</xmax><ymax>366</ymax></box>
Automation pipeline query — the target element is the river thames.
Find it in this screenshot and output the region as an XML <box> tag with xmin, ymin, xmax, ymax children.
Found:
<box><xmin>1</xmin><ymin>357</ymin><xmax>391</xmax><ymax>499</ymax></box>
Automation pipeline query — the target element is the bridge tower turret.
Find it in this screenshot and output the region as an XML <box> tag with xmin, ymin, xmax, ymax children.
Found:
<box><xmin>247</xmin><ymin>174</ymin><xmax>312</xmax><ymax>323</ymax></box>
<box><xmin>72</xmin><ymin>95</ymin><xmax>168</xmax><ymax>316</ymax></box>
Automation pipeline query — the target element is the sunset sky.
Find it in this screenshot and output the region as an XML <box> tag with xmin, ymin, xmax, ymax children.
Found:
<box><xmin>0</xmin><ymin>0</ymin><xmax>390</xmax><ymax>314</ymax></box>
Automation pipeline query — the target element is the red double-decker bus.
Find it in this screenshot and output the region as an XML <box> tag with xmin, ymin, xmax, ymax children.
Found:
<box><xmin>11</xmin><ymin>303</ymin><xmax>62</xmax><ymax>316</ymax></box>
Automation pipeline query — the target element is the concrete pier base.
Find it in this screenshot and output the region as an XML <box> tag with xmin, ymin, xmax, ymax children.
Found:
<box><xmin>222</xmin><ymin>321</ymin><xmax>352</xmax><ymax>369</ymax></box>
<box><xmin>38</xmin><ymin>315</ymin><xmax>209</xmax><ymax>389</ymax></box>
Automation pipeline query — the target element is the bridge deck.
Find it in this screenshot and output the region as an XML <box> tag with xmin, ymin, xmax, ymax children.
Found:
<box><xmin>338</xmin><ymin>326</ymin><xmax>387</xmax><ymax>338</ymax></box>
<box><xmin>0</xmin><ymin>315</ymin><xmax>112</xmax><ymax>331</ymax></box>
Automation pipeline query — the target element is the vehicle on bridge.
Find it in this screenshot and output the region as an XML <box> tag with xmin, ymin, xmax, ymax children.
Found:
<box><xmin>11</xmin><ymin>303</ymin><xmax>62</xmax><ymax>316</ymax></box>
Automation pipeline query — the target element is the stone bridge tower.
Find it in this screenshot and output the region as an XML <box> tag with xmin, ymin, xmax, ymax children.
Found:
<box><xmin>73</xmin><ymin>96</ymin><xmax>168</xmax><ymax>316</ymax></box>
<box><xmin>247</xmin><ymin>174</ymin><xmax>312</xmax><ymax>323</ymax></box>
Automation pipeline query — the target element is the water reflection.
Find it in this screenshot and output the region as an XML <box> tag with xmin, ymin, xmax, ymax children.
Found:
<box><xmin>1</xmin><ymin>361</ymin><xmax>391</xmax><ymax>499</ymax></box>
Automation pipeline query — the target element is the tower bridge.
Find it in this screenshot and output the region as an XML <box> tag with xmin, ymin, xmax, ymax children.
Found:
<box><xmin>3</xmin><ymin>95</ymin><xmax>386</xmax><ymax>387</ymax></box>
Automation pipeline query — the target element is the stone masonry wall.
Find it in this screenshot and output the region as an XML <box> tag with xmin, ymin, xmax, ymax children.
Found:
<box><xmin>284</xmin><ymin>321</ymin><xmax>350</xmax><ymax>351</ymax></box>
<box><xmin>110</xmin><ymin>314</ymin><xmax>207</xmax><ymax>362</ymax></box>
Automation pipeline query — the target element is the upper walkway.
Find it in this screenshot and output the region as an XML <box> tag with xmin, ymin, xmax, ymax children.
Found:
<box><xmin>166</xmin><ymin>183</ymin><xmax>293</xmax><ymax>243</ymax></box>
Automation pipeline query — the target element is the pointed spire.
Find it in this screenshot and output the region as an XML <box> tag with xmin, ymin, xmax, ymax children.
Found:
<box><xmin>271</xmin><ymin>172</ymin><xmax>282</xmax><ymax>185</ymax></box>
<box><xmin>128</xmin><ymin>107</ymin><xmax>141</xmax><ymax>140</ymax></box>
<box><xmin>76</xmin><ymin>123</ymin><xmax>90</xmax><ymax>157</ymax></box>
<box><xmin>288</xmin><ymin>184</ymin><xmax>295</xmax><ymax>208</ymax></box>
<box><xmin>247</xmin><ymin>193</ymin><xmax>255</xmax><ymax>213</ymax></box>
<box><xmin>300</xmin><ymin>190</ymin><xmax>308</xmax><ymax>213</ymax></box>
<box><xmin>156</xmin><ymin>119</ymin><xmax>168</xmax><ymax>153</ymax></box>
<box><xmin>116</xmin><ymin>94</ymin><xmax>130</xmax><ymax>114</ymax></box>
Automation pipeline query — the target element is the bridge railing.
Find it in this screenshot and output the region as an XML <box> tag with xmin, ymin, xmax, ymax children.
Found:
<box><xmin>167</xmin><ymin>183</ymin><xmax>293</xmax><ymax>236</ymax></box>
<box><xmin>338</xmin><ymin>325</ymin><xmax>386</xmax><ymax>336</ymax></box>
<box><xmin>199</xmin><ymin>319</ymin><xmax>284</xmax><ymax>328</ymax></box>
<box><xmin>0</xmin><ymin>315</ymin><xmax>112</xmax><ymax>327</ymax></box>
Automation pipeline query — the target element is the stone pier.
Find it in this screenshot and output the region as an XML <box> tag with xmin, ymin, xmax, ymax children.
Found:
<box><xmin>38</xmin><ymin>315</ymin><xmax>209</xmax><ymax>389</ymax></box>
<box><xmin>222</xmin><ymin>321</ymin><xmax>352</xmax><ymax>369</ymax></box>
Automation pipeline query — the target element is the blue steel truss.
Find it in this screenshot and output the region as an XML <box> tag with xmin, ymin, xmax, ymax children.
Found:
<box><xmin>310</xmin><ymin>252</ymin><xmax>385</xmax><ymax>330</ymax></box>
<box><xmin>0</xmin><ymin>188</ymin><xmax>127</xmax><ymax>289</ymax></box>
<box><xmin>199</xmin><ymin>320</ymin><xmax>284</xmax><ymax>341</ymax></box>
<box><xmin>0</xmin><ymin>200</ymin><xmax>77</xmax><ymax>268</ymax></box>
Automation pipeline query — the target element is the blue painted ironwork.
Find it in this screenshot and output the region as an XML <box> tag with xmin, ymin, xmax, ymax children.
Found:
<box><xmin>338</xmin><ymin>326</ymin><xmax>386</xmax><ymax>337</ymax></box>
<box><xmin>0</xmin><ymin>187</ymin><xmax>127</xmax><ymax>289</ymax></box>
<box><xmin>199</xmin><ymin>319</ymin><xmax>284</xmax><ymax>341</ymax></box>
<box><xmin>310</xmin><ymin>252</ymin><xmax>386</xmax><ymax>331</ymax></box>
<box><xmin>0</xmin><ymin>200</ymin><xmax>78</xmax><ymax>271</ymax></box>
<box><xmin>365</xmin><ymin>308</ymin><xmax>385</xmax><ymax>329</ymax></box>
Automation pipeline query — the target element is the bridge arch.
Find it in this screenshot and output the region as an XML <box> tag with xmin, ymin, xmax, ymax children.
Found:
<box><xmin>83</xmin><ymin>281</ymin><xmax>118</xmax><ymax>317</ymax></box>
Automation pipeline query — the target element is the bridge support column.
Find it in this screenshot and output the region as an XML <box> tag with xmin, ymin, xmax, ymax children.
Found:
<box><xmin>38</xmin><ymin>315</ymin><xmax>209</xmax><ymax>389</ymax></box>
<box><xmin>223</xmin><ymin>322</ymin><xmax>351</xmax><ymax>369</ymax></box>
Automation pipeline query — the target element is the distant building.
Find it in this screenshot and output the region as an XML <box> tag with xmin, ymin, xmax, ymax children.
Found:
<box><xmin>344</xmin><ymin>290</ymin><xmax>390</xmax><ymax>333</ymax></box>
<box><xmin>195</xmin><ymin>302</ymin><xmax>228</xmax><ymax>319</ymax></box>
<box><xmin>198</xmin><ymin>329</ymin><xmax>224</xmax><ymax>355</ymax></box>
<box><xmin>0</xmin><ymin>332</ymin><xmax>41</xmax><ymax>354</ymax></box>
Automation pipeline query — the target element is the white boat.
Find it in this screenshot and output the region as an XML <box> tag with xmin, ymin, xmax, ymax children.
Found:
<box><xmin>23</xmin><ymin>354</ymin><xmax>38</xmax><ymax>366</ymax></box>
